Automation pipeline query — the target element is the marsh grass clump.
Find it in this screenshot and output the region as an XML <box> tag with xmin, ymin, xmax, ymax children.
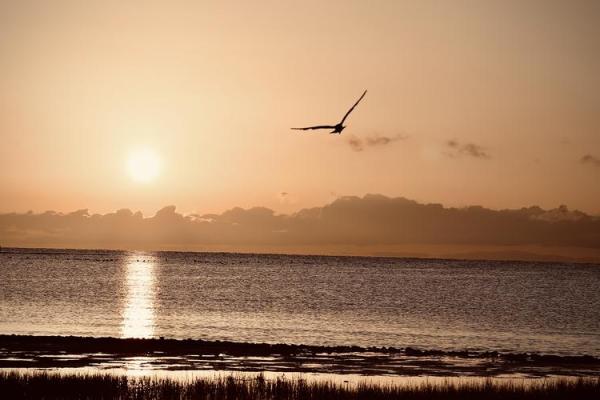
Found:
<box><xmin>0</xmin><ymin>371</ymin><xmax>128</xmax><ymax>399</ymax></box>
<box><xmin>1</xmin><ymin>371</ymin><xmax>599</xmax><ymax>399</ymax></box>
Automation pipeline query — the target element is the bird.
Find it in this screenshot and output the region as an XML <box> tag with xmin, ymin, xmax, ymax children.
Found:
<box><xmin>292</xmin><ymin>90</ymin><xmax>367</xmax><ymax>134</ymax></box>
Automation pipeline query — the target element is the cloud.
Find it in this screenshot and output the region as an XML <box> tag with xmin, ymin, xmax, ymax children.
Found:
<box><xmin>581</xmin><ymin>154</ymin><xmax>600</xmax><ymax>167</ymax></box>
<box><xmin>445</xmin><ymin>140</ymin><xmax>490</xmax><ymax>159</ymax></box>
<box><xmin>1</xmin><ymin>196</ymin><xmax>599</xmax><ymax>261</ymax></box>
<box><xmin>347</xmin><ymin>136</ymin><xmax>365</xmax><ymax>152</ymax></box>
<box><xmin>347</xmin><ymin>134</ymin><xmax>406</xmax><ymax>152</ymax></box>
<box><xmin>366</xmin><ymin>135</ymin><xmax>406</xmax><ymax>146</ymax></box>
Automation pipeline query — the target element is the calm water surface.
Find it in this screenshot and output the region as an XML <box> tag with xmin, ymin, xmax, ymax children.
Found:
<box><xmin>1</xmin><ymin>248</ymin><xmax>599</xmax><ymax>356</ymax></box>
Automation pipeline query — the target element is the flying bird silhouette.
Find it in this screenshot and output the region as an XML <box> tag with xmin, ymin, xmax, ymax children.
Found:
<box><xmin>292</xmin><ymin>90</ymin><xmax>367</xmax><ymax>134</ymax></box>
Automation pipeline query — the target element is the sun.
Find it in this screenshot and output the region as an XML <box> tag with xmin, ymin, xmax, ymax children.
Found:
<box><xmin>127</xmin><ymin>148</ymin><xmax>161</xmax><ymax>183</ymax></box>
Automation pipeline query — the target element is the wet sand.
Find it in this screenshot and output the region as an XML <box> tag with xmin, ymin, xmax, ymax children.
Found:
<box><xmin>1</xmin><ymin>335</ymin><xmax>599</xmax><ymax>378</ymax></box>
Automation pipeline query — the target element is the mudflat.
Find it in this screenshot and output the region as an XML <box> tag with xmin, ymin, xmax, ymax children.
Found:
<box><xmin>1</xmin><ymin>335</ymin><xmax>599</xmax><ymax>377</ymax></box>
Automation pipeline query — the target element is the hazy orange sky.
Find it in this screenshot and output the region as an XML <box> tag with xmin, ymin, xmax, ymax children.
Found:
<box><xmin>1</xmin><ymin>0</ymin><xmax>599</xmax><ymax>216</ymax></box>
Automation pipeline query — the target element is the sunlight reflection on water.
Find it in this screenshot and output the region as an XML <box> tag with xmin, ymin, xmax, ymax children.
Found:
<box><xmin>121</xmin><ymin>255</ymin><xmax>156</xmax><ymax>339</ymax></box>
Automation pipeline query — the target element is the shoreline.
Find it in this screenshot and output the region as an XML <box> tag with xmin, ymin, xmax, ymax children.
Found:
<box><xmin>2</xmin><ymin>334</ymin><xmax>599</xmax><ymax>378</ymax></box>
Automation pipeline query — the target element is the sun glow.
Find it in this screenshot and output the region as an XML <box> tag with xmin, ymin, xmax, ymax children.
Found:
<box><xmin>127</xmin><ymin>148</ymin><xmax>161</xmax><ymax>183</ymax></box>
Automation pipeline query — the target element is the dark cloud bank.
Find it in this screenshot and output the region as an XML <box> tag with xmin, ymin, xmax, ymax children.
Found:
<box><xmin>2</xmin><ymin>195</ymin><xmax>599</xmax><ymax>262</ymax></box>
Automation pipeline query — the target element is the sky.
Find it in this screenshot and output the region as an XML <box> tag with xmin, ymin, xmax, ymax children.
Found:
<box><xmin>1</xmin><ymin>0</ymin><xmax>600</xmax><ymax>218</ymax></box>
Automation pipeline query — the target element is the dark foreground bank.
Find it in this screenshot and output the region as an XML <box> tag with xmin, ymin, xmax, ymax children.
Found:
<box><xmin>2</xmin><ymin>335</ymin><xmax>600</xmax><ymax>377</ymax></box>
<box><xmin>2</xmin><ymin>371</ymin><xmax>600</xmax><ymax>400</ymax></box>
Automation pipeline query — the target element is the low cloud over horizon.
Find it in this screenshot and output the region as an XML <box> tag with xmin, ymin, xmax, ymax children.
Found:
<box><xmin>1</xmin><ymin>195</ymin><xmax>599</xmax><ymax>262</ymax></box>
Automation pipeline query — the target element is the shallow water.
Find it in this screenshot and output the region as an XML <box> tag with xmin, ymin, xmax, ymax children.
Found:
<box><xmin>1</xmin><ymin>248</ymin><xmax>599</xmax><ymax>356</ymax></box>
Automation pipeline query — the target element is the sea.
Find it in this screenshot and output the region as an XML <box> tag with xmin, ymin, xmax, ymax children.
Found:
<box><xmin>1</xmin><ymin>248</ymin><xmax>599</xmax><ymax>357</ymax></box>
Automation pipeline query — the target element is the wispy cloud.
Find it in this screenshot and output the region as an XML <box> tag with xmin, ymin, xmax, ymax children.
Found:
<box><xmin>347</xmin><ymin>134</ymin><xmax>406</xmax><ymax>152</ymax></box>
<box><xmin>445</xmin><ymin>140</ymin><xmax>490</xmax><ymax>159</ymax></box>
<box><xmin>347</xmin><ymin>136</ymin><xmax>364</xmax><ymax>152</ymax></box>
<box><xmin>581</xmin><ymin>154</ymin><xmax>600</xmax><ymax>167</ymax></box>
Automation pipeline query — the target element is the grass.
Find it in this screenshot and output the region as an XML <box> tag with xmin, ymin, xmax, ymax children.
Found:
<box><xmin>1</xmin><ymin>371</ymin><xmax>599</xmax><ymax>400</ymax></box>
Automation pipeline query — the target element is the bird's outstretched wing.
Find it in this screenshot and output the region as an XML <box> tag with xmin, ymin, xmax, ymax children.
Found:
<box><xmin>339</xmin><ymin>90</ymin><xmax>367</xmax><ymax>124</ymax></box>
<box><xmin>291</xmin><ymin>125</ymin><xmax>336</xmax><ymax>130</ymax></box>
